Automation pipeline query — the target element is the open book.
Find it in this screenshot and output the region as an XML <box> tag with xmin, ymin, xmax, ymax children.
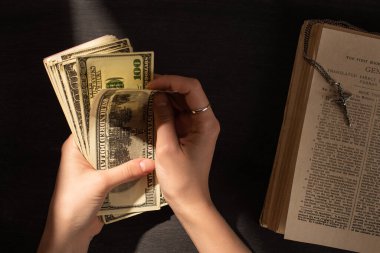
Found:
<box><xmin>43</xmin><ymin>36</ymin><xmax>166</xmax><ymax>224</ymax></box>
<box><xmin>260</xmin><ymin>20</ymin><xmax>380</xmax><ymax>253</ymax></box>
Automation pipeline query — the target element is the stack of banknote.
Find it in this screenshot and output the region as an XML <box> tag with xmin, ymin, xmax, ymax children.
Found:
<box><xmin>43</xmin><ymin>35</ymin><xmax>166</xmax><ymax>224</ymax></box>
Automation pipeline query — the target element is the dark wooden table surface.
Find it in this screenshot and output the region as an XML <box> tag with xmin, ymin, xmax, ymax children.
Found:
<box><xmin>1</xmin><ymin>0</ymin><xmax>379</xmax><ymax>252</ymax></box>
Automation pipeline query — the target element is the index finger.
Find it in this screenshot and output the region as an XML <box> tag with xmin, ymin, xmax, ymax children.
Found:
<box><xmin>147</xmin><ymin>75</ymin><xmax>210</xmax><ymax>112</ymax></box>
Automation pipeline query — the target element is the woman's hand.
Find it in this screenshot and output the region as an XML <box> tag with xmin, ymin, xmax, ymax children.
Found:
<box><xmin>37</xmin><ymin>135</ymin><xmax>155</xmax><ymax>253</ymax></box>
<box><xmin>149</xmin><ymin>75</ymin><xmax>251</xmax><ymax>253</ymax></box>
<box><xmin>38</xmin><ymin>74</ymin><xmax>251</xmax><ymax>253</ymax></box>
<box><xmin>149</xmin><ymin>75</ymin><xmax>220</xmax><ymax>210</ymax></box>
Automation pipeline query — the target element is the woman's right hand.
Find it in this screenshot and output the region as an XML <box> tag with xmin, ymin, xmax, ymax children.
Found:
<box><xmin>149</xmin><ymin>75</ymin><xmax>251</xmax><ymax>253</ymax></box>
<box><xmin>149</xmin><ymin>75</ymin><xmax>220</xmax><ymax>211</ymax></box>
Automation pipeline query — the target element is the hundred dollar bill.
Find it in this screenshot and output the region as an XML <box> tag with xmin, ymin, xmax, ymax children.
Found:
<box><xmin>43</xmin><ymin>35</ymin><xmax>120</xmax><ymax>156</ymax></box>
<box><xmin>59</xmin><ymin>39</ymin><xmax>133</xmax><ymax>156</ymax></box>
<box><xmin>43</xmin><ymin>35</ymin><xmax>118</xmax><ymax>93</ymax></box>
<box><xmin>77</xmin><ymin>52</ymin><xmax>154</xmax><ymax>145</ymax></box>
<box><xmin>89</xmin><ymin>89</ymin><xmax>160</xmax><ymax>215</ymax></box>
<box><xmin>43</xmin><ymin>34</ymin><xmax>119</xmax><ymax>119</ymax></box>
<box><xmin>60</xmin><ymin>38</ymin><xmax>133</xmax><ymax>61</ymax></box>
<box><xmin>102</xmin><ymin>212</ymin><xmax>142</xmax><ymax>224</ymax></box>
<box><xmin>44</xmin><ymin>36</ymin><xmax>162</xmax><ymax>223</ymax></box>
<box><xmin>103</xmin><ymin>184</ymin><xmax>168</xmax><ymax>224</ymax></box>
<box><xmin>103</xmin><ymin>187</ymin><xmax>167</xmax><ymax>224</ymax></box>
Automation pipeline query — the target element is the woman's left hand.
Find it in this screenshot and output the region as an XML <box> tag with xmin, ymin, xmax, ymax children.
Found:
<box><xmin>37</xmin><ymin>134</ymin><xmax>155</xmax><ymax>253</ymax></box>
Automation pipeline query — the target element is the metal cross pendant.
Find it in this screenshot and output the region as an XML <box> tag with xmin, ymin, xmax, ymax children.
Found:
<box><xmin>333</xmin><ymin>82</ymin><xmax>352</xmax><ymax>127</ymax></box>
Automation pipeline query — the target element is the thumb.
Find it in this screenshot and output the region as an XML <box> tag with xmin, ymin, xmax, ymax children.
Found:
<box><xmin>153</xmin><ymin>92</ymin><xmax>178</xmax><ymax>148</ymax></box>
<box><xmin>99</xmin><ymin>158</ymin><xmax>155</xmax><ymax>191</ymax></box>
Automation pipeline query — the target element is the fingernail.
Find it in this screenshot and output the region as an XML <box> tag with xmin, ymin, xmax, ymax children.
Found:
<box><xmin>139</xmin><ymin>159</ymin><xmax>154</xmax><ymax>172</ymax></box>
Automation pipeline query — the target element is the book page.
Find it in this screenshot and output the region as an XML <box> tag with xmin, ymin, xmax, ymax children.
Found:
<box><xmin>284</xmin><ymin>26</ymin><xmax>380</xmax><ymax>253</ymax></box>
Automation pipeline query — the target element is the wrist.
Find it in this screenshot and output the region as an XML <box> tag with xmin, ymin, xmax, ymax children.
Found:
<box><xmin>38</xmin><ymin>229</ymin><xmax>91</xmax><ymax>253</ymax></box>
<box><xmin>170</xmin><ymin>198</ymin><xmax>217</xmax><ymax>226</ymax></box>
<box><xmin>37</xmin><ymin>215</ymin><xmax>93</xmax><ymax>253</ymax></box>
<box><xmin>170</xmin><ymin>200</ymin><xmax>252</xmax><ymax>253</ymax></box>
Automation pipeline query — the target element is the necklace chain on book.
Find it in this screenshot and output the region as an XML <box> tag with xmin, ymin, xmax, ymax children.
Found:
<box><xmin>303</xmin><ymin>19</ymin><xmax>367</xmax><ymax>127</ymax></box>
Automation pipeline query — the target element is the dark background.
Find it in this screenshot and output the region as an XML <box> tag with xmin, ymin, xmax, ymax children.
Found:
<box><xmin>1</xmin><ymin>0</ymin><xmax>379</xmax><ymax>252</ymax></box>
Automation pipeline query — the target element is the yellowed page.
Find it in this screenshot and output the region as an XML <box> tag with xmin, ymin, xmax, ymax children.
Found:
<box><xmin>285</xmin><ymin>25</ymin><xmax>380</xmax><ymax>253</ymax></box>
